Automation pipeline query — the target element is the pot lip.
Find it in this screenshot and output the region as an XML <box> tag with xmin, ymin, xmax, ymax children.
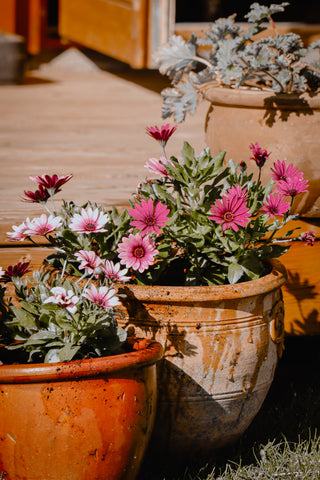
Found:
<box><xmin>202</xmin><ymin>83</ymin><xmax>320</xmax><ymax>109</ymax></box>
<box><xmin>0</xmin><ymin>338</ymin><xmax>163</xmax><ymax>383</ymax></box>
<box><xmin>116</xmin><ymin>259</ymin><xmax>287</xmax><ymax>302</ymax></box>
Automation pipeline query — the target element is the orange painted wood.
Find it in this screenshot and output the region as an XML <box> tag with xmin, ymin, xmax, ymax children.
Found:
<box><xmin>0</xmin><ymin>0</ymin><xmax>17</xmax><ymax>33</ymax></box>
<box><xmin>27</xmin><ymin>0</ymin><xmax>44</xmax><ymax>55</ymax></box>
<box><xmin>58</xmin><ymin>0</ymin><xmax>148</xmax><ymax>68</ymax></box>
<box><xmin>281</xmin><ymin>240</ymin><xmax>320</xmax><ymax>336</ymax></box>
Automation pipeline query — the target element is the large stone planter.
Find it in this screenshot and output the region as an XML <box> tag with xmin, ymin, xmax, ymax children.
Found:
<box><xmin>116</xmin><ymin>260</ymin><xmax>287</xmax><ymax>463</ymax></box>
<box><xmin>0</xmin><ymin>33</ymin><xmax>26</xmax><ymax>84</ymax></box>
<box><xmin>0</xmin><ymin>339</ymin><xmax>163</xmax><ymax>480</ymax></box>
<box><xmin>204</xmin><ymin>84</ymin><xmax>320</xmax><ymax>218</ymax></box>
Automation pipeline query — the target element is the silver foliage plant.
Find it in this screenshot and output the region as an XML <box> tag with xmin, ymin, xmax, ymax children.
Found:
<box><xmin>154</xmin><ymin>2</ymin><xmax>320</xmax><ymax>122</ymax></box>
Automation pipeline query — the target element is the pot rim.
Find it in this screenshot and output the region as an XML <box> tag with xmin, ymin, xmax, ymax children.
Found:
<box><xmin>202</xmin><ymin>83</ymin><xmax>320</xmax><ymax>109</ymax></box>
<box><xmin>116</xmin><ymin>259</ymin><xmax>287</xmax><ymax>303</ymax></box>
<box><xmin>0</xmin><ymin>338</ymin><xmax>163</xmax><ymax>383</ymax></box>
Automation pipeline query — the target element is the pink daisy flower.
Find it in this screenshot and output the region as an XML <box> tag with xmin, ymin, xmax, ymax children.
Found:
<box><xmin>249</xmin><ymin>142</ymin><xmax>270</xmax><ymax>167</ymax></box>
<box><xmin>22</xmin><ymin>185</ymin><xmax>50</xmax><ymax>203</ymax></box>
<box><xmin>227</xmin><ymin>185</ymin><xmax>248</xmax><ymax>200</ymax></box>
<box><xmin>7</xmin><ymin>222</ymin><xmax>28</xmax><ymax>242</ymax></box>
<box><xmin>301</xmin><ymin>231</ymin><xmax>316</xmax><ymax>246</ymax></box>
<box><xmin>44</xmin><ymin>286</ymin><xmax>79</xmax><ymax>314</ymax></box>
<box><xmin>129</xmin><ymin>198</ymin><xmax>170</xmax><ymax>235</ymax></box>
<box><xmin>25</xmin><ymin>214</ymin><xmax>62</xmax><ymax>236</ymax></box>
<box><xmin>117</xmin><ymin>233</ymin><xmax>159</xmax><ymax>273</ymax></box>
<box><xmin>74</xmin><ymin>250</ymin><xmax>102</xmax><ymax>274</ymax></box>
<box><xmin>262</xmin><ymin>193</ymin><xmax>290</xmax><ymax>218</ymax></box>
<box><xmin>275</xmin><ymin>176</ymin><xmax>309</xmax><ymax>197</ymax></box>
<box><xmin>270</xmin><ymin>160</ymin><xmax>303</xmax><ymax>182</ymax></box>
<box><xmin>146</xmin><ymin>124</ymin><xmax>176</xmax><ymax>146</ymax></box>
<box><xmin>101</xmin><ymin>260</ymin><xmax>130</xmax><ymax>283</ymax></box>
<box><xmin>209</xmin><ymin>194</ymin><xmax>251</xmax><ymax>232</ymax></box>
<box><xmin>144</xmin><ymin>157</ymin><xmax>174</xmax><ymax>177</ymax></box>
<box><xmin>69</xmin><ymin>207</ymin><xmax>109</xmax><ymax>234</ymax></box>
<box><xmin>83</xmin><ymin>285</ymin><xmax>120</xmax><ymax>308</ymax></box>
<box><xmin>29</xmin><ymin>174</ymin><xmax>73</xmax><ymax>194</ymax></box>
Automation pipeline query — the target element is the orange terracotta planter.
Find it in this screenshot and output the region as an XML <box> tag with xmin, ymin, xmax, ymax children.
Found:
<box><xmin>203</xmin><ymin>85</ymin><xmax>320</xmax><ymax>218</ymax></box>
<box><xmin>116</xmin><ymin>260</ymin><xmax>287</xmax><ymax>462</ymax></box>
<box><xmin>0</xmin><ymin>339</ymin><xmax>163</xmax><ymax>480</ymax></box>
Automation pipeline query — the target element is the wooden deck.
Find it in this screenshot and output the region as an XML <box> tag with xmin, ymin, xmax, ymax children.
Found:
<box><xmin>0</xmin><ymin>49</ymin><xmax>319</xmax><ymax>335</ymax></box>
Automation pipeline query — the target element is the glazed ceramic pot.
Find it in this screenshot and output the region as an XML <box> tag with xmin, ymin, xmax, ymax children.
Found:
<box><xmin>116</xmin><ymin>260</ymin><xmax>287</xmax><ymax>463</ymax></box>
<box><xmin>203</xmin><ymin>84</ymin><xmax>320</xmax><ymax>217</ymax></box>
<box><xmin>0</xmin><ymin>338</ymin><xmax>163</xmax><ymax>480</ymax></box>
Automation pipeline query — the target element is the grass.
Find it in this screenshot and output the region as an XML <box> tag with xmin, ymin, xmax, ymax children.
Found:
<box><xmin>138</xmin><ymin>336</ymin><xmax>320</xmax><ymax>479</ymax></box>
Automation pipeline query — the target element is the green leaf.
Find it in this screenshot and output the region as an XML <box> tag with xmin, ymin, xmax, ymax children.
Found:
<box><xmin>10</xmin><ymin>306</ymin><xmax>37</xmax><ymax>329</ymax></box>
<box><xmin>228</xmin><ymin>263</ymin><xmax>244</xmax><ymax>284</ymax></box>
<box><xmin>45</xmin><ymin>344</ymin><xmax>81</xmax><ymax>363</ymax></box>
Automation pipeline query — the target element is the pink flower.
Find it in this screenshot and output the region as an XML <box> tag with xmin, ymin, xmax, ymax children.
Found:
<box><xmin>275</xmin><ymin>176</ymin><xmax>309</xmax><ymax>197</ymax></box>
<box><xmin>249</xmin><ymin>142</ymin><xmax>270</xmax><ymax>167</ymax></box>
<box><xmin>117</xmin><ymin>233</ymin><xmax>159</xmax><ymax>273</ymax></box>
<box><xmin>129</xmin><ymin>198</ymin><xmax>170</xmax><ymax>234</ymax></box>
<box><xmin>209</xmin><ymin>193</ymin><xmax>250</xmax><ymax>232</ymax></box>
<box><xmin>69</xmin><ymin>207</ymin><xmax>109</xmax><ymax>234</ymax></box>
<box><xmin>146</xmin><ymin>124</ymin><xmax>176</xmax><ymax>146</ymax></box>
<box><xmin>25</xmin><ymin>214</ymin><xmax>62</xmax><ymax>236</ymax></box>
<box><xmin>44</xmin><ymin>286</ymin><xmax>79</xmax><ymax>314</ymax></box>
<box><xmin>1</xmin><ymin>262</ymin><xmax>31</xmax><ymax>283</ymax></box>
<box><xmin>0</xmin><ymin>267</ymin><xmax>4</xmax><ymax>280</ymax></box>
<box><xmin>144</xmin><ymin>157</ymin><xmax>174</xmax><ymax>177</ymax></box>
<box><xmin>29</xmin><ymin>174</ymin><xmax>73</xmax><ymax>194</ymax></box>
<box><xmin>83</xmin><ymin>285</ymin><xmax>120</xmax><ymax>308</ymax></box>
<box><xmin>270</xmin><ymin>160</ymin><xmax>303</xmax><ymax>182</ymax></box>
<box><xmin>301</xmin><ymin>231</ymin><xmax>316</xmax><ymax>246</ymax></box>
<box><xmin>22</xmin><ymin>185</ymin><xmax>50</xmax><ymax>203</ymax></box>
<box><xmin>227</xmin><ymin>185</ymin><xmax>248</xmax><ymax>200</ymax></box>
<box><xmin>101</xmin><ymin>260</ymin><xmax>130</xmax><ymax>283</ymax></box>
<box><xmin>7</xmin><ymin>222</ymin><xmax>28</xmax><ymax>242</ymax></box>
<box><xmin>74</xmin><ymin>250</ymin><xmax>102</xmax><ymax>274</ymax></box>
<box><xmin>262</xmin><ymin>193</ymin><xmax>290</xmax><ymax>218</ymax></box>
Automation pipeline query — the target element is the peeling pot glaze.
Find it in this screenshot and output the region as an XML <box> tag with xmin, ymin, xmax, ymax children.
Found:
<box><xmin>116</xmin><ymin>260</ymin><xmax>287</xmax><ymax>462</ymax></box>
<box><xmin>0</xmin><ymin>339</ymin><xmax>163</xmax><ymax>480</ymax></box>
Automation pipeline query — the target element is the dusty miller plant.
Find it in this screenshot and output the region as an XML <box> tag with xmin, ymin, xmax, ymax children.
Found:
<box><xmin>154</xmin><ymin>2</ymin><xmax>320</xmax><ymax>122</ymax></box>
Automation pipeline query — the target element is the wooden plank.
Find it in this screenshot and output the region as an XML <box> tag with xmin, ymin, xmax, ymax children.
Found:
<box><xmin>281</xmin><ymin>240</ymin><xmax>320</xmax><ymax>336</ymax></box>
<box><xmin>175</xmin><ymin>22</ymin><xmax>320</xmax><ymax>46</ymax></box>
<box><xmin>59</xmin><ymin>0</ymin><xmax>148</xmax><ymax>68</ymax></box>
<box><xmin>0</xmin><ymin>0</ymin><xmax>17</xmax><ymax>33</ymax></box>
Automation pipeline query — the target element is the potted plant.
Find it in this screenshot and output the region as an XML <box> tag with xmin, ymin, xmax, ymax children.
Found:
<box><xmin>0</xmin><ymin>175</ymin><xmax>163</xmax><ymax>480</ymax></box>
<box><xmin>3</xmin><ymin>125</ymin><xmax>314</xmax><ymax>465</ymax></box>
<box><xmin>154</xmin><ymin>2</ymin><xmax>320</xmax><ymax>217</ymax></box>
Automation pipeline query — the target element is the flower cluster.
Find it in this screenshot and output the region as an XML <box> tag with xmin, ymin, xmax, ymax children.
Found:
<box><xmin>0</xmin><ymin>124</ymin><xmax>315</xmax><ymax>363</ymax></box>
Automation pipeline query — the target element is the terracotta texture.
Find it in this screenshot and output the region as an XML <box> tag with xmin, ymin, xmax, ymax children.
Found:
<box><xmin>0</xmin><ymin>339</ymin><xmax>163</xmax><ymax>480</ymax></box>
<box><xmin>116</xmin><ymin>260</ymin><xmax>287</xmax><ymax>462</ymax></box>
<box><xmin>204</xmin><ymin>85</ymin><xmax>320</xmax><ymax>217</ymax></box>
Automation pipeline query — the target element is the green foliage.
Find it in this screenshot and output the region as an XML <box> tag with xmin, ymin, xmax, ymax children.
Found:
<box><xmin>1</xmin><ymin>273</ymin><xmax>126</xmax><ymax>364</ymax></box>
<box><xmin>131</xmin><ymin>140</ymin><xmax>300</xmax><ymax>286</ymax></box>
<box><xmin>154</xmin><ymin>2</ymin><xmax>320</xmax><ymax>122</ymax></box>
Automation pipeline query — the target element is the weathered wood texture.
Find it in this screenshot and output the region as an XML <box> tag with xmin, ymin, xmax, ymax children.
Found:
<box><xmin>0</xmin><ymin>57</ymin><xmax>319</xmax><ymax>335</ymax></box>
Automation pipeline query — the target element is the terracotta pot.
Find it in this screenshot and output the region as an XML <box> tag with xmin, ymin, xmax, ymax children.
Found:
<box><xmin>0</xmin><ymin>339</ymin><xmax>163</xmax><ymax>480</ymax></box>
<box><xmin>116</xmin><ymin>260</ymin><xmax>287</xmax><ymax>463</ymax></box>
<box><xmin>203</xmin><ymin>84</ymin><xmax>320</xmax><ymax>217</ymax></box>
